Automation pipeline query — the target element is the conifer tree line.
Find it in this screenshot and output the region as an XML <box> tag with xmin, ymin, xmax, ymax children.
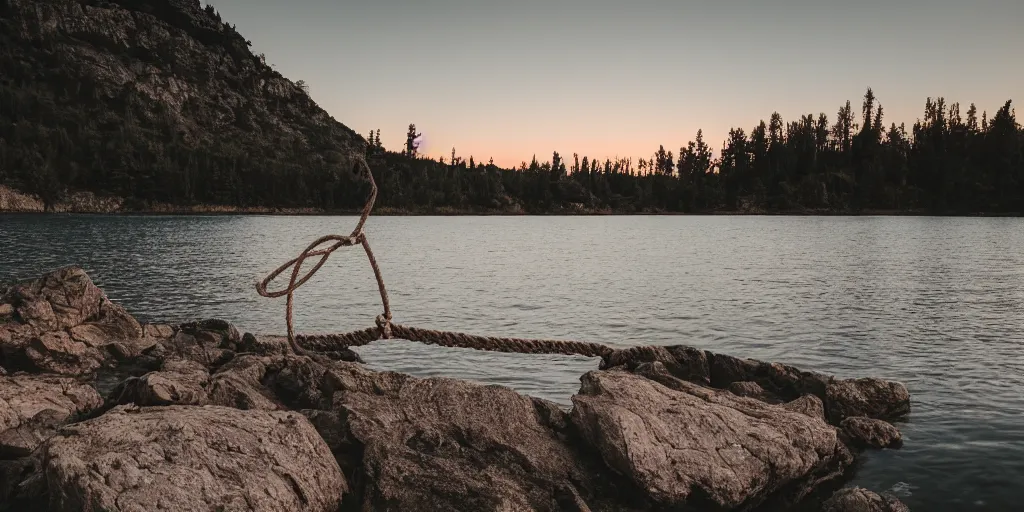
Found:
<box><xmin>366</xmin><ymin>89</ymin><xmax>1023</xmax><ymax>214</ymax></box>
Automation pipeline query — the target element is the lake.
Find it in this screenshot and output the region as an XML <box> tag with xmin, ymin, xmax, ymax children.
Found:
<box><xmin>2</xmin><ymin>214</ymin><xmax>1022</xmax><ymax>510</ymax></box>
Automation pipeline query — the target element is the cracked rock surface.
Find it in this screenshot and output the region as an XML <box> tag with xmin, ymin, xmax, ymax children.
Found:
<box><xmin>570</xmin><ymin>364</ymin><xmax>853</xmax><ymax>510</ymax></box>
<box><xmin>42</xmin><ymin>405</ymin><xmax>346</xmax><ymax>512</ymax></box>
<box><xmin>0</xmin><ymin>374</ymin><xmax>102</xmax><ymax>458</ymax></box>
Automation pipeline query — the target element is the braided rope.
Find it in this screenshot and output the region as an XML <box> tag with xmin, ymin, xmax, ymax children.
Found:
<box><xmin>258</xmin><ymin>153</ymin><xmax>613</xmax><ymax>361</ymax></box>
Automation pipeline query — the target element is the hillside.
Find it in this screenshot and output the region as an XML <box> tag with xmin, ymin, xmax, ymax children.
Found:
<box><xmin>0</xmin><ymin>0</ymin><xmax>369</xmax><ymax>211</ymax></box>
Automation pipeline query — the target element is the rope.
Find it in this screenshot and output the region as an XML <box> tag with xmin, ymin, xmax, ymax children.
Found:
<box><xmin>258</xmin><ymin>153</ymin><xmax>613</xmax><ymax>362</ymax></box>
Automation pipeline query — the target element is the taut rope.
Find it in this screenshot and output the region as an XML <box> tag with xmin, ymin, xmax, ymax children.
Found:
<box><xmin>256</xmin><ymin>155</ymin><xmax>616</xmax><ymax>362</ymax></box>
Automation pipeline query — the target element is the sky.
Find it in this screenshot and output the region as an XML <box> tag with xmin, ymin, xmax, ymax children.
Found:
<box><xmin>206</xmin><ymin>0</ymin><xmax>1023</xmax><ymax>168</ymax></box>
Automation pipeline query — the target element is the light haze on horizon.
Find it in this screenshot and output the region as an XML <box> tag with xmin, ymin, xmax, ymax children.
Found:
<box><xmin>207</xmin><ymin>0</ymin><xmax>1023</xmax><ymax>167</ymax></box>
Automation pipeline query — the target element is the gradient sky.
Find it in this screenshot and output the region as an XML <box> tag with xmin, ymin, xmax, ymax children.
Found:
<box><xmin>207</xmin><ymin>0</ymin><xmax>1023</xmax><ymax>167</ymax></box>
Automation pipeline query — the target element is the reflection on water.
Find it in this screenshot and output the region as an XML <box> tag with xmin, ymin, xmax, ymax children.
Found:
<box><xmin>2</xmin><ymin>214</ymin><xmax>1023</xmax><ymax>510</ymax></box>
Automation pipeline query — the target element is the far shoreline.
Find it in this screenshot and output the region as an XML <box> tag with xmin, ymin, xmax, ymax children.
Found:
<box><xmin>2</xmin><ymin>207</ymin><xmax>1021</xmax><ymax>218</ymax></box>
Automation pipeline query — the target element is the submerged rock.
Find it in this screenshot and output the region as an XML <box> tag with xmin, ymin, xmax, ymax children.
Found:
<box><xmin>42</xmin><ymin>405</ymin><xmax>346</xmax><ymax>512</ymax></box>
<box><xmin>822</xmin><ymin>487</ymin><xmax>910</xmax><ymax>512</ymax></box>
<box><xmin>0</xmin><ymin>374</ymin><xmax>102</xmax><ymax>457</ymax></box>
<box><xmin>307</xmin><ymin>362</ymin><xmax>645</xmax><ymax>511</ymax></box>
<box><xmin>571</xmin><ymin>363</ymin><xmax>853</xmax><ymax>510</ymax></box>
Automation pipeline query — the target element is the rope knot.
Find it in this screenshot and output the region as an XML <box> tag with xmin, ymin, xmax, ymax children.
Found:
<box><xmin>376</xmin><ymin>314</ymin><xmax>393</xmax><ymax>339</ymax></box>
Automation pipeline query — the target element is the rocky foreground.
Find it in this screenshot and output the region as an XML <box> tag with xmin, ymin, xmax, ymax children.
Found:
<box><xmin>1</xmin><ymin>267</ymin><xmax>911</xmax><ymax>511</ymax></box>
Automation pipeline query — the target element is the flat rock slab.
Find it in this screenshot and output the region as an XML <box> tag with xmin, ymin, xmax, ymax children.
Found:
<box><xmin>570</xmin><ymin>363</ymin><xmax>853</xmax><ymax>510</ymax></box>
<box><xmin>308</xmin><ymin>362</ymin><xmax>644</xmax><ymax>512</ymax></box>
<box><xmin>42</xmin><ymin>405</ymin><xmax>346</xmax><ymax>512</ymax></box>
<box><xmin>0</xmin><ymin>374</ymin><xmax>102</xmax><ymax>457</ymax></box>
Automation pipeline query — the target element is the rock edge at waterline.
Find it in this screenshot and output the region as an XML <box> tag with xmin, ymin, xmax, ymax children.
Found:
<box><xmin>0</xmin><ymin>267</ymin><xmax>912</xmax><ymax>511</ymax></box>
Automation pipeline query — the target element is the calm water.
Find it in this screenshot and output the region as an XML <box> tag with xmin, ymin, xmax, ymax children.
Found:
<box><xmin>2</xmin><ymin>214</ymin><xmax>1022</xmax><ymax>510</ymax></box>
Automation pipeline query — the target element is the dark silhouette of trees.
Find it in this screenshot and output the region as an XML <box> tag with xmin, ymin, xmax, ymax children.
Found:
<box><xmin>2</xmin><ymin>83</ymin><xmax>1021</xmax><ymax>214</ymax></box>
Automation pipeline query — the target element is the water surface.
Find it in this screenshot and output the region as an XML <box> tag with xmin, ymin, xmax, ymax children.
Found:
<box><xmin>2</xmin><ymin>214</ymin><xmax>1022</xmax><ymax>510</ymax></box>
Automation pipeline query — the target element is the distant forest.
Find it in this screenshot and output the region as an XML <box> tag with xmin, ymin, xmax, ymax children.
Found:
<box><xmin>3</xmin><ymin>80</ymin><xmax>1022</xmax><ymax>214</ymax></box>
<box><xmin>369</xmin><ymin>89</ymin><xmax>1023</xmax><ymax>214</ymax></box>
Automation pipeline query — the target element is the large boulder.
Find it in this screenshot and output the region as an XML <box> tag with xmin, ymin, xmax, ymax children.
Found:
<box><xmin>41</xmin><ymin>405</ymin><xmax>346</xmax><ymax>512</ymax></box>
<box><xmin>2</xmin><ymin>267</ymin><xmax>103</xmax><ymax>332</ymax></box>
<box><xmin>822</xmin><ymin>487</ymin><xmax>910</xmax><ymax>512</ymax></box>
<box><xmin>0</xmin><ymin>374</ymin><xmax>102</xmax><ymax>457</ymax></box>
<box><xmin>0</xmin><ymin>268</ymin><xmax>149</xmax><ymax>375</ymax></box>
<box><xmin>307</xmin><ymin>362</ymin><xmax>645</xmax><ymax>511</ymax></box>
<box><xmin>570</xmin><ymin>363</ymin><xmax>853</xmax><ymax>510</ymax></box>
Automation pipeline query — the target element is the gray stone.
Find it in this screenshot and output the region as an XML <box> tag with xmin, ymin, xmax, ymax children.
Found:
<box><xmin>0</xmin><ymin>374</ymin><xmax>102</xmax><ymax>457</ymax></box>
<box><xmin>42</xmin><ymin>405</ymin><xmax>346</xmax><ymax>512</ymax></box>
<box><xmin>571</xmin><ymin>363</ymin><xmax>853</xmax><ymax>510</ymax></box>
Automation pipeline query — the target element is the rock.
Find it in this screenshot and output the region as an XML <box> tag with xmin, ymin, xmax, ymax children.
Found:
<box><xmin>600</xmin><ymin>345</ymin><xmax>907</xmax><ymax>424</ymax></box>
<box><xmin>22</xmin><ymin>331</ymin><xmax>104</xmax><ymax>376</ymax></box>
<box><xmin>180</xmin><ymin>318</ymin><xmax>242</xmax><ymax>348</ymax></box>
<box><xmin>42</xmin><ymin>405</ymin><xmax>346</xmax><ymax>512</ymax></box>
<box><xmin>155</xmin><ymin>329</ymin><xmax>235</xmax><ymax>368</ymax></box>
<box><xmin>826</xmin><ymin>378</ymin><xmax>911</xmax><ymax>424</ymax></box>
<box><xmin>207</xmin><ymin>355</ymin><xmax>335</xmax><ymax>411</ymax></box>
<box><xmin>0</xmin><ymin>303</ymin><xmax>13</xmax><ymax>317</ymax></box>
<box><xmin>239</xmin><ymin>332</ymin><xmax>291</xmax><ymax>355</ymax></box>
<box><xmin>67</xmin><ymin>298</ymin><xmax>147</xmax><ymax>359</ymax></box>
<box><xmin>0</xmin><ymin>456</ymin><xmax>45</xmax><ymax>508</ymax></box>
<box><xmin>710</xmin><ymin>353</ymin><xmax>832</xmax><ymax>404</ymax></box>
<box><xmin>308</xmin><ymin>362</ymin><xmax>643</xmax><ymax>511</ymax></box>
<box><xmin>570</xmin><ymin>363</ymin><xmax>852</xmax><ymax>510</ymax></box>
<box><xmin>142</xmin><ymin>323</ymin><xmax>175</xmax><ymax>339</ymax></box>
<box><xmin>822</xmin><ymin>487</ymin><xmax>910</xmax><ymax>512</ymax></box>
<box><xmin>106</xmin><ymin>358</ymin><xmax>210</xmax><ymax>407</ymax></box>
<box><xmin>0</xmin><ymin>374</ymin><xmax>102</xmax><ymax>457</ymax></box>
<box><xmin>783</xmin><ymin>394</ymin><xmax>827</xmax><ymax>420</ymax></box>
<box><xmin>601</xmin><ymin>345</ymin><xmax>711</xmax><ymax>385</ymax></box>
<box><xmin>839</xmin><ymin>417</ymin><xmax>903</xmax><ymax>450</ymax></box>
<box><xmin>3</xmin><ymin>267</ymin><xmax>103</xmax><ymax>331</ymax></box>
<box><xmin>728</xmin><ymin>380</ymin><xmax>783</xmax><ymax>403</ymax></box>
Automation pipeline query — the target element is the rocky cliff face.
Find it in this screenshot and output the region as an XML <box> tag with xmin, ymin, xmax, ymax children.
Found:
<box><xmin>0</xmin><ymin>0</ymin><xmax>368</xmax><ymax>210</ymax></box>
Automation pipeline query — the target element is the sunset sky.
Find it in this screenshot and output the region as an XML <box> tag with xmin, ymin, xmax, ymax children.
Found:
<box><xmin>209</xmin><ymin>0</ymin><xmax>1022</xmax><ymax>168</ymax></box>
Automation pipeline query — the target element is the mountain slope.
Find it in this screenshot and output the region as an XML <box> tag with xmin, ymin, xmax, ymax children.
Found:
<box><xmin>0</xmin><ymin>0</ymin><xmax>368</xmax><ymax>210</ymax></box>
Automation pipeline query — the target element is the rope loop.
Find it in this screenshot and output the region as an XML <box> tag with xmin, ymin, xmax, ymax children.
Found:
<box><xmin>257</xmin><ymin>151</ymin><xmax>614</xmax><ymax>361</ymax></box>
